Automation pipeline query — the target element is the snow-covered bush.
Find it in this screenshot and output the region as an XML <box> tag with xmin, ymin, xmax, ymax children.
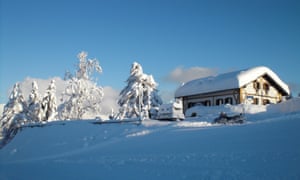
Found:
<box><xmin>117</xmin><ymin>62</ymin><xmax>162</xmax><ymax>119</ymax></box>
<box><xmin>59</xmin><ymin>51</ymin><xmax>104</xmax><ymax>120</ymax></box>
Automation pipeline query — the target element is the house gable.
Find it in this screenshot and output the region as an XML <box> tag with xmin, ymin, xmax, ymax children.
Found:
<box><xmin>240</xmin><ymin>75</ymin><xmax>287</xmax><ymax>105</ymax></box>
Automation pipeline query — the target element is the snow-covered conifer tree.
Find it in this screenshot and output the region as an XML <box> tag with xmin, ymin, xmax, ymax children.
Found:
<box><xmin>117</xmin><ymin>62</ymin><xmax>162</xmax><ymax>119</ymax></box>
<box><xmin>59</xmin><ymin>51</ymin><xmax>104</xmax><ymax>120</ymax></box>
<box><xmin>41</xmin><ymin>80</ymin><xmax>57</xmax><ymax>121</ymax></box>
<box><xmin>0</xmin><ymin>83</ymin><xmax>27</xmax><ymax>137</ymax></box>
<box><xmin>27</xmin><ymin>81</ymin><xmax>43</xmax><ymax>122</ymax></box>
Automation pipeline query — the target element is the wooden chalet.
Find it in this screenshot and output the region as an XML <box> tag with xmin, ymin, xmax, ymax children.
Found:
<box><xmin>175</xmin><ymin>66</ymin><xmax>290</xmax><ymax>113</ymax></box>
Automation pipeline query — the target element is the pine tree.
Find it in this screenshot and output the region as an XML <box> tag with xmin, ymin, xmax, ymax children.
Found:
<box><xmin>27</xmin><ymin>81</ymin><xmax>43</xmax><ymax>122</ymax></box>
<box><xmin>0</xmin><ymin>83</ymin><xmax>27</xmax><ymax>137</ymax></box>
<box><xmin>41</xmin><ymin>80</ymin><xmax>57</xmax><ymax>121</ymax></box>
<box><xmin>117</xmin><ymin>62</ymin><xmax>162</xmax><ymax>119</ymax></box>
<box><xmin>59</xmin><ymin>51</ymin><xmax>104</xmax><ymax>120</ymax></box>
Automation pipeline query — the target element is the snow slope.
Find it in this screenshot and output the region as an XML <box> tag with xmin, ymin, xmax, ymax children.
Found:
<box><xmin>0</xmin><ymin>100</ymin><xmax>300</xmax><ymax>179</ymax></box>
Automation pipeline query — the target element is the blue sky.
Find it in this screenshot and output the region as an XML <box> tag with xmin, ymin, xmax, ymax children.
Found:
<box><xmin>1</xmin><ymin>0</ymin><xmax>299</xmax><ymax>103</ymax></box>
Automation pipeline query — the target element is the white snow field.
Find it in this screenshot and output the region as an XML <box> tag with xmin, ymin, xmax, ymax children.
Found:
<box><xmin>0</xmin><ymin>99</ymin><xmax>300</xmax><ymax>180</ymax></box>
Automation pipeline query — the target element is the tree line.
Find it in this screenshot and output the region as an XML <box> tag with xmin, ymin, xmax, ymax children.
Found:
<box><xmin>0</xmin><ymin>51</ymin><xmax>162</xmax><ymax>138</ymax></box>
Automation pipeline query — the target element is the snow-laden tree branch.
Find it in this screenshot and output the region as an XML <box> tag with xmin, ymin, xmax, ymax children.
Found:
<box><xmin>76</xmin><ymin>51</ymin><xmax>102</xmax><ymax>81</ymax></box>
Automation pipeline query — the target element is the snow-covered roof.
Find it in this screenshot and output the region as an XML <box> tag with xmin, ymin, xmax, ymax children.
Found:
<box><xmin>175</xmin><ymin>66</ymin><xmax>290</xmax><ymax>97</ymax></box>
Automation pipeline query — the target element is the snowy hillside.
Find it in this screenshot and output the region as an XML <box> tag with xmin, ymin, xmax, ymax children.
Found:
<box><xmin>0</xmin><ymin>99</ymin><xmax>300</xmax><ymax>179</ymax></box>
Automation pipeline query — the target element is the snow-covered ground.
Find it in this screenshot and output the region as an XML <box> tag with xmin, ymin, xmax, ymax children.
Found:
<box><xmin>0</xmin><ymin>99</ymin><xmax>300</xmax><ymax>179</ymax></box>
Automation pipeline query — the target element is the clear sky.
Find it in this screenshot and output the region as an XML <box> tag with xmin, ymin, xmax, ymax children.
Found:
<box><xmin>1</xmin><ymin>0</ymin><xmax>299</xmax><ymax>103</ymax></box>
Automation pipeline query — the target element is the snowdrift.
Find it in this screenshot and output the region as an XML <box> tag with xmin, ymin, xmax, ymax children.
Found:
<box><xmin>186</xmin><ymin>98</ymin><xmax>300</xmax><ymax>121</ymax></box>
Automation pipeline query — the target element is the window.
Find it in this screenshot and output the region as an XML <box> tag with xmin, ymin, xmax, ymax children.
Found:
<box><xmin>188</xmin><ymin>102</ymin><xmax>195</xmax><ymax>108</ymax></box>
<box><xmin>253</xmin><ymin>98</ymin><xmax>259</xmax><ymax>105</ymax></box>
<box><xmin>201</xmin><ymin>100</ymin><xmax>211</xmax><ymax>106</ymax></box>
<box><xmin>253</xmin><ymin>81</ymin><xmax>260</xmax><ymax>90</ymax></box>
<box><xmin>225</xmin><ymin>97</ymin><xmax>233</xmax><ymax>104</ymax></box>
<box><xmin>216</xmin><ymin>98</ymin><xmax>223</xmax><ymax>106</ymax></box>
<box><xmin>263</xmin><ymin>99</ymin><xmax>270</xmax><ymax>105</ymax></box>
<box><xmin>263</xmin><ymin>83</ymin><xmax>269</xmax><ymax>94</ymax></box>
<box><xmin>205</xmin><ymin>100</ymin><xmax>211</xmax><ymax>106</ymax></box>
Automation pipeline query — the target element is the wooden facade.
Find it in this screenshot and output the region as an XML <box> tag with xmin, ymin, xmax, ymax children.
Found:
<box><xmin>180</xmin><ymin>74</ymin><xmax>288</xmax><ymax>113</ymax></box>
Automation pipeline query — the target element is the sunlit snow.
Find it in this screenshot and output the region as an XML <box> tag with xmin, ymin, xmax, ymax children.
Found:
<box><xmin>0</xmin><ymin>98</ymin><xmax>300</xmax><ymax>179</ymax></box>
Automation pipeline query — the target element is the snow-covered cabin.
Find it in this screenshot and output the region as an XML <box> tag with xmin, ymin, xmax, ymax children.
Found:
<box><xmin>175</xmin><ymin>66</ymin><xmax>290</xmax><ymax>113</ymax></box>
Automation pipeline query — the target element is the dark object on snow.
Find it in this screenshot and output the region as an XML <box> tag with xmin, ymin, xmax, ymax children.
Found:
<box><xmin>213</xmin><ymin>112</ymin><xmax>245</xmax><ymax>124</ymax></box>
<box><xmin>92</xmin><ymin>118</ymin><xmax>142</xmax><ymax>125</ymax></box>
